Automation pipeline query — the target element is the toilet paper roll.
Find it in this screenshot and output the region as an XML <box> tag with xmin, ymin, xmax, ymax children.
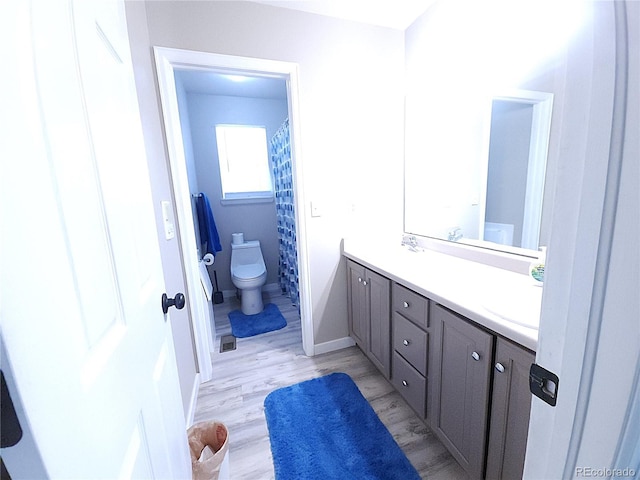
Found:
<box><xmin>202</xmin><ymin>253</ymin><xmax>215</xmax><ymax>266</ymax></box>
<box><xmin>232</xmin><ymin>233</ymin><xmax>244</xmax><ymax>245</ymax></box>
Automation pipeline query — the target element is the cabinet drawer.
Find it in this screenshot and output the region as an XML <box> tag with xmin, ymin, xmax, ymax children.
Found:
<box><xmin>393</xmin><ymin>313</ymin><xmax>428</xmax><ymax>376</ymax></box>
<box><xmin>392</xmin><ymin>283</ymin><xmax>429</xmax><ymax>329</ymax></box>
<box><xmin>392</xmin><ymin>351</ymin><xmax>426</xmax><ymax>417</ymax></box>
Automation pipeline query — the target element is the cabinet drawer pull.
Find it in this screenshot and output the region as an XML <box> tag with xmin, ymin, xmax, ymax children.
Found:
<box><xmin>403</xmin><ymin>301</ymin><xmax>410</xmax><ymax>308</ymax></box>
<box><xmin>402</xmin><ymin>339</ymin><xmax>410</xmax><ymax>346</ymax></box>
<box><xmin>471</xmin><ymin>351</ymin><xmax>480</xmax><ymax>361</ymax></box>
<box><xmin>495</xmin><ymin>362</ymin><xmax>505</xmax><ymax>373</ymax></box>
<box><xmin>363</xmin><ymin>280</ymin><xmax>368</xmax><ymax>286</ymax></box>
<box><xmin>402</xmin><ymin>380</ymin><xmax>409</xmax><ymax>387</ymax></box>
<box><xmin>358</xmin><ymin>277</ymin><xmax>362</xmax><ymax>283</ymax></box>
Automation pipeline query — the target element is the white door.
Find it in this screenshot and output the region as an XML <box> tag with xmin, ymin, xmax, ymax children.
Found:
<box><xmin>524</xmin><ymin>1</ymin><xmax>639</xmax><ymax>477</ymax></box>
<box><xmin>0</xmin><ymin>1</ymin><xmax>191</xmax><ymax>478</ymax></box>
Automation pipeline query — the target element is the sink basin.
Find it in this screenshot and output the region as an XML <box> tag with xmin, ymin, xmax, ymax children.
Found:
<box><xmin>480</xmin><ymin>283</ymin><xmax>542</xmax><ymax>329</ymax></box>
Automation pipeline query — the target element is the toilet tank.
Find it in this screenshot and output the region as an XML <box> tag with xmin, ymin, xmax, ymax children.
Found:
<box><xmin>230</xmin><ymin>240</ymin><xmax>263</xmax><ymax>266</ymax></box>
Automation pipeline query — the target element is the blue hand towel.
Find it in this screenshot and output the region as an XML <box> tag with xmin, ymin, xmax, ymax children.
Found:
<box><xmin>195</xmin><ymin>193</ymin><xmax>222</xmax><ymax>256</ymax></box>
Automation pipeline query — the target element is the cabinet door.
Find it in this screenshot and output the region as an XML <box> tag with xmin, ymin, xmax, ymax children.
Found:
<box><xmin>432</xmin><ymin>304</ymin><xmax>493</xmax><ymax>480</ymax></box>
<box><xmin>366</xmin><ymin>268</ymin><xmax>391</xmax><ymax>378</ymax></box>
<box><xmin>346</xmin><ymin>260</ymin><xmax>367</xmax><ymax>348</ymax></box>
<box><xmin>486</xmin><ymin>339</ymin><xmax>535</xmax><ymax>480</ymax></box>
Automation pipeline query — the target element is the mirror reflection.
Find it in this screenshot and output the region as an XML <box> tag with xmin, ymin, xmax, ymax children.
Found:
<box><xmin>404</xmin><ymin>0</ymin><xmax>585</xmax><ymax>255</ymax></box>
<box><xmin>483</xmin><ymin>90</ymin><xmax>553</xmax><ymax>250</ymax></box>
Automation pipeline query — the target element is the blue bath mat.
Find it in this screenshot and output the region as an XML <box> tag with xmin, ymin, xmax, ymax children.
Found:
<box><xmin>264</xmin><ymin>372</ymin><xmax>420</xmax><ymax>480</ymax></box>
<box><xmin>228</xmin><ymin>303</ymin><xmax>287</xmax><ymax>338</ymax></box>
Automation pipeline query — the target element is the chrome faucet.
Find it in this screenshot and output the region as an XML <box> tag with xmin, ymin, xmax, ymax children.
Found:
<box><xmin>402</xmin><ymin>235</ymin><xmax>420</xmax><ymax>252</ymax></box>
<box><xmin>447</xmin><ymin>227</ymin><xmax>463</xmax><ymax>242</ymax></box>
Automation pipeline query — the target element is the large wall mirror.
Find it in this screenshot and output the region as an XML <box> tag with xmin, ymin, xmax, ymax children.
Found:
<box><xmin>404</xmin><ymin>0</ymin><xmax>587</xmax><ymax>256</ymax></box>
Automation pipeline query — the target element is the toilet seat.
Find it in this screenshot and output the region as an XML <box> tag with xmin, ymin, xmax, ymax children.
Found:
<box><xmin>232</xmin><ymin>264</ymin><xmax>265</xmax><ymax>280</ymax></box>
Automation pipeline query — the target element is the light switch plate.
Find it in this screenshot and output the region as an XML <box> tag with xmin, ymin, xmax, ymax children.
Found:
<box><xmin>311</xmin><ymin>201</ymin><xmax>321</xmax><ymax>217</ymax></box>
<box><xmin>161</xmin><ymin>200</ymin><xmax>175</xmax><ymax>240</ymax></box>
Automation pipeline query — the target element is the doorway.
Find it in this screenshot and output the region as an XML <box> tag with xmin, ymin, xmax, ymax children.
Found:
<box><xmin>153</xmin><ymin>47</ymin><xmax>313</xmax><ymax>358</ymax></box>
<box><xmin>174</xmin><ymin>70</ymin><xmax>289</xmax><ymax>297</ymax></box>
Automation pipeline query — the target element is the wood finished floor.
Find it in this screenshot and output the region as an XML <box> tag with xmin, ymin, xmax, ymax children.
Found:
<box><xmin>194</xmin><ymin>290</ymin><xmax>468</xmax><ymax>480</ymax></box>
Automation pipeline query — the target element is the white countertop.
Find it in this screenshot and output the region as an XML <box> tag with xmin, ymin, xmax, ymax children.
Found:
<box><xmin>343</xmin><ymin>238</ymin><xmax>540</xmax><ymax>351</ymax></box>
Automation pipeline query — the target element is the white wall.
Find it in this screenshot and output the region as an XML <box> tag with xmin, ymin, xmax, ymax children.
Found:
<box><xmin>143</xmin><ymin>0</ymin><xmax>405</xmax><ymax>345</ymax></box>
<box><xmin>186</xmin><ymin>92</ymin><xmax>288</xmax><ymax>291</ymax></box>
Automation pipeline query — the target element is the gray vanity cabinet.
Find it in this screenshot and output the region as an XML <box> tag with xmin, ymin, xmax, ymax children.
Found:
<box><xmin>431</xmin><ymin>303</ymin><xmax>494</xmax><ymax>480</ymax></box>
<box><xmin>485</xmin><ymin>338</ymin><xmax>535</xmax><ymax>480</ymax></box>
<box><xmin>346</xmin><ymin>259</ymin><xmax>391</xmax><ymax>378</ymax></box>
<box><xmin>345</xmin><ymin>257</ymin><xmax>534</xmax><ymax>479</ymax></box>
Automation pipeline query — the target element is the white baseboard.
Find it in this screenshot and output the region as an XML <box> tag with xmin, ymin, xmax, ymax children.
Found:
<box><xmin>221</xmin><ymin>288</ymin><xmax>236</xmax><ymax>299</ymax></box>
<box><xmin>313</xmin><ymin>336</ymin><xmax>355</xmax><ymax>356</ymax></box>
<box><xmin>263</xmin><ymin>282</ymin><xmax>281</xmax><ymax>294</ymax></box>
<box><xmin>186</xmin><ymin>373</ymin><xmax>200</xmax><ymax>427</ymax></box>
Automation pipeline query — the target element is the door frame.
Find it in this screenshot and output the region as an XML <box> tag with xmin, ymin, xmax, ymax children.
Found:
<box><xmin>153</xmin><ymin>47</ymin><xmax>314</xmax><ymax>357</ymax></box>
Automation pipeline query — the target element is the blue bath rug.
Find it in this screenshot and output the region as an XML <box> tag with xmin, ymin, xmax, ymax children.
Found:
<box><xmin>228</xmin><ymin>303</ymin><xmax>287</xmax><ymax>338</ymax></box>
<box><xmin>264</xmin><ymin>372</ymin><xmax>420</xmax><ymax>480</ymax></box>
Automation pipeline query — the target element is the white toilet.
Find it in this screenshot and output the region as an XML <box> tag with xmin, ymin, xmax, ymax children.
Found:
<box><xmin>230</xmin><ymin>239</ymin><xmax>267</xmax><ymax>315</ymax></box>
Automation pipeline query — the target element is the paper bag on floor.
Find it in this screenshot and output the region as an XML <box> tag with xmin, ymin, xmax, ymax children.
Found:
<box><xmin>187</xmin><ymin>421</ymin><xmax>229</xmax><ymax>480</ymax></box>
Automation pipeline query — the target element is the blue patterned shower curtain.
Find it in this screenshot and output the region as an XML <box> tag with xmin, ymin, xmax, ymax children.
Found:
<box><xmin>270</xmin><ymin>118</ymin><xmax>299</xmax><ymax>308</ymax></box>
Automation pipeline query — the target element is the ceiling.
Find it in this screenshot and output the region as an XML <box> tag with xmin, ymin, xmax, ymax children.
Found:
<box><xmin>176</xmin><ymin>1</ymin><xmax>436</xmax><ymax>98</ymax></box>
<box><xmin>176</xmin><ymin>70</ymin><xmax>288</xmax><ymax>99</ymax></box>
<box><xmin>249</xmin><ymin>0</ymin><xmax>436</xmax><ymax>30</ymax></box>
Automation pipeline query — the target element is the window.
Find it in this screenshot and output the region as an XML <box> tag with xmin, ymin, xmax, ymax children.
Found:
<box><xmin>215</xmin><ymin>125</ymin><xmax>273</xmax><ymax>202</ymax></box>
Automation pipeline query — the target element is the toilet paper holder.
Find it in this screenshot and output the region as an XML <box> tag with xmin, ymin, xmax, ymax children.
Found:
<box><xmin>202</xmin><ymin>253</ymin><xmax>215</xmax><ymax>265</ymax></box>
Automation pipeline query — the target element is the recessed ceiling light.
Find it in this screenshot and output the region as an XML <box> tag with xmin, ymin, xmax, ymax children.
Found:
<box><xmin>223</xmin><ymin>74</ymin><xmax>251</xmax><ymax>82</ymax></box>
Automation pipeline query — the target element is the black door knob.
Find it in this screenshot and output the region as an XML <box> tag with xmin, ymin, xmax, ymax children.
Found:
<box><xmin>162</xmin><ymin>293</ymin><xmax>186</xmax><ymax>314</ymax></box>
